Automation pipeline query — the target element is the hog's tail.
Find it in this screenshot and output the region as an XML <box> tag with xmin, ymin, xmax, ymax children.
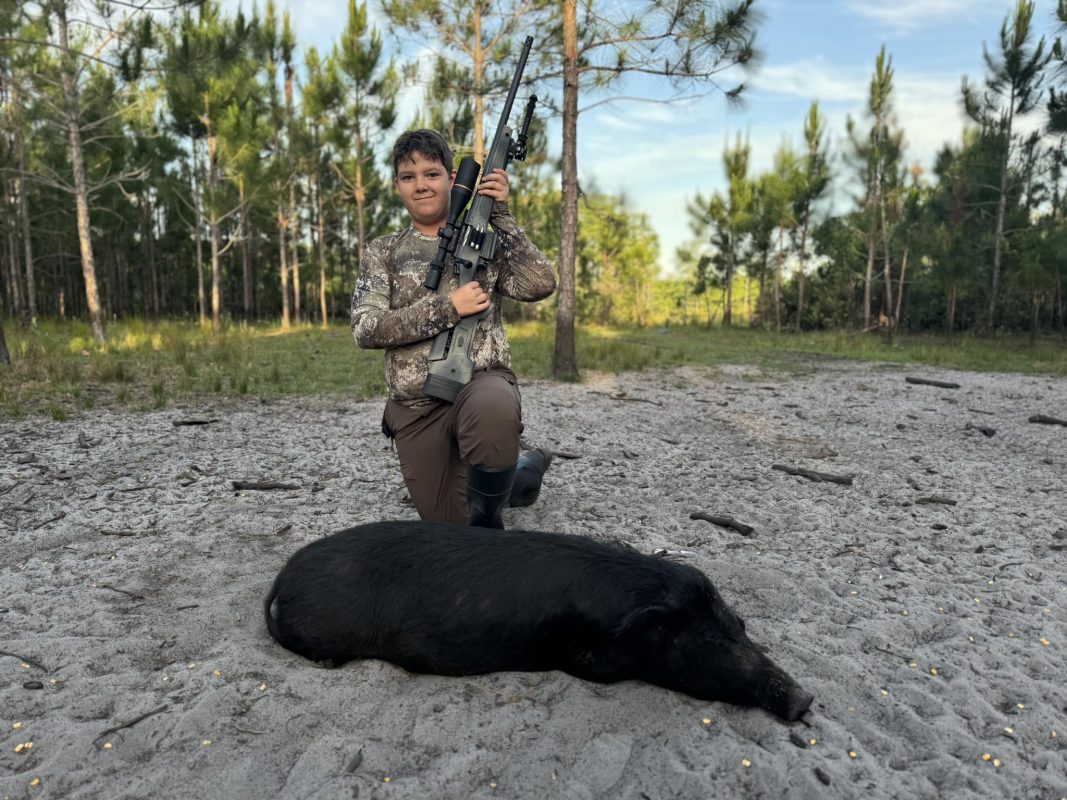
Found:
<box><xmin>263</xmin><ymin>575</ymin><xmax>282</xmax><ymax>641</ymax></box>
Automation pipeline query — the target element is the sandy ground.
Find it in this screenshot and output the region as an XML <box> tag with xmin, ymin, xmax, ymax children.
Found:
<box><xmin>1</xmin><ymin>359</ymin><xmax>1065</xmax><ymax>800</ymax></box>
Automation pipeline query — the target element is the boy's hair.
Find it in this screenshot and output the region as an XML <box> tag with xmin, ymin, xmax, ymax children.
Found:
<box><xmin>391</xmin><ymin>129</ymin><xmax>454</xmax><ymax>177</ymax></box>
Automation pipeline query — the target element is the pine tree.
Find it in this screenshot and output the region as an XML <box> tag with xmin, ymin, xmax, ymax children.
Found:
<box><xmin>164</xmin><ymin>1</ymin><xmax>256</xmax><ymax>328</ymax></box>
<box><xmin>962</xmin><ymin>0</ymin><xmax>1050</xmax><ymax>329</ymax></box>
<box><xmin>550</xmin><ymin>0</ymin><xmax>759</xmax><ymax>376</ymax></box>
<box><xmin>847</xmin><ymin>47</ymin><xmax>904</xmax><ymax>332</ymax></box>
<box><xmin>334</xmin><ymin>0</ymin><xmax>398</xmax><ymax>267</ymax></box>
<box><xmin>687</xmin><ymin>135</ymin><xmax>753</xmax><ymax>329</ymax></box>
<box><xmin>793</xmin><ymin>102</ymin><xmax>831</xmax><ymax>331</ymax></box>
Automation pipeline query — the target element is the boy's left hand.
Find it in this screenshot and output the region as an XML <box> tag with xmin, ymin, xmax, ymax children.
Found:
<box><xmin>478</xmin><ymin>168</ymin><xmax>509</xmax><ymax>202</ymax></box>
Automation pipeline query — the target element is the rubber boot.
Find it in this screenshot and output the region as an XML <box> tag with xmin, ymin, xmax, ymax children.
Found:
<box><xmin>509</xmin><ymin>448</ymin><xmax>553</xmax><ymax>508</ymax></box>
<box><xmin>466</xmin><ymin>463</ymin><xmax>517</xmax><ymax>529</ymax></box>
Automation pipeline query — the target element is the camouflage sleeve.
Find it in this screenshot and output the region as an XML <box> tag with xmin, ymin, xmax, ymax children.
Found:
<box><xmin>489</xmin><ymin>201</ymin><xmax>557</xmax><ymax>302</ymax></box>
<box><xmin>350</xmin><ymin>236</ymin><xmax>460</xmax><ymax>349</ymax></box>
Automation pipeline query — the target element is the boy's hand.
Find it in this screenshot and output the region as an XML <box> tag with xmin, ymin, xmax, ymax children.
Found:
<box><xmin>450</xmin><ymin>281</ymin><xmax>491</xmax><ymax>317</ymax></box>
<box><xmin>477</xmin><ymin>168</ymin><xmax>509</xmax><ymax>202</ymax></box>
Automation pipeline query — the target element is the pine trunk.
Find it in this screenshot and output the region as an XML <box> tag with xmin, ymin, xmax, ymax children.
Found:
<box><xmin>989</xmin><ymin>96</ymin><xmax>1015</xmax><ymax>330</ymax></box>
<box><xmin>724</xmin><ymin>235</ymin><xmax>734</xmax><ymax>328</ymax></box>
<box><xmin>14</xmin><ymin>81</ymin><xmax>37</xmax><ymax>324</ymax></box>
<box><xmin>553</xmin><ymin>0</ymin><xmax>579</xmax><ymax>379</ymax></box>
<box><xmin>796</xmin><ymin>217</ymin><xmax>809</xmax><ymax>331</ymax></box>
<box><xmin>946</xmin><ymin>283</ymin><xmax>957</xmax><ymax>336</ymax></box>
<box><xmin>57</xmin><ymin>3</ymin><xmax>104</xmax><ymax>343</ymax></box>
<box><xmin>241</xmin><ymin>184</ymin><xmax>253</xmax><ymax>320</ymax></box>
<box><xmin>208</xmin><ymin>135</ymin><xmax>222</xmax><ymax>332</ymax></box>
<box><xmin>290</xmin><ymin>181</ymin><xmax>301</xmax><ymax>324</ymax></box>
<box><xmin>0</xmin><ymin>312</ymin><xmax>9</xmax><ymax>364</ymax></box>
<box><xmin>774</xmin><ymin>227</ymin><xmax>784</xmax><ymax>332</ymax></box>
<box><xmin>316</xmin><ymin>162</ymin><xmax>327</xmax><ymax>326</ymax></box>
<box><xmin>473</xmin><ymin>11</ymin><xmax>484</xmax><ymax>166</ymax></box>
<box><xmin>193</xmin><ymin>142</ymin><xmax>207</xmax><ymax>325</ymax></box>
<box><xmin>879</xmin><ymin>188</ymin><xmax>894</xmax><ymax>331</ymax></box>
<box><xmin>894</xmin><ymin>241</ymin><xmax>908</xmax><ymax>325</ymax></box>
<box><xmin>278</xmin><ymin>206</ymin><xmax>290</xmax><ymax>329</ymax></box>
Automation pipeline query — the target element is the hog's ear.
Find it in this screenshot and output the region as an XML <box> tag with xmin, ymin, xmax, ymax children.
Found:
<box><xmin>612</xmin><ymin>604</ymin><xmax>676</xmax><ymax>638</ymax></box>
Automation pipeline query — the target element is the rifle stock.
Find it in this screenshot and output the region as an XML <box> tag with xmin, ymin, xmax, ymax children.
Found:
<box><xmin>423</xmin><ymin>36</ymin><xmax>536</xmax><ymax>403</ymax></box>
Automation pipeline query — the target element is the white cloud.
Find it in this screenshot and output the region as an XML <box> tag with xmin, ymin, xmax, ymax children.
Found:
<box><xmin>751</xmin><ymin>59</ymin><xmax>868</xmax><ymax>103</ymax></box>
<box><xmin>840</xmin><ymin>0</ymin><xmax>1005</xmax><ymax>33</ymax></box>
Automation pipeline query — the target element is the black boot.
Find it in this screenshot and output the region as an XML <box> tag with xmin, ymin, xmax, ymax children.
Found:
<box><xmin>466</xmin><ymin>463</ymin><xmax>517</xmax><ymax>529</ymax></box>
<box><xmin>509</xmin><ymin>448</ymin><xmax>553</xmax><ymax>508</ymax></box>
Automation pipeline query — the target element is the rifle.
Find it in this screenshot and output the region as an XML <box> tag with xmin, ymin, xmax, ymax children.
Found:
<box><xmin>422</xmin><ymin>36</ymin><xmax>537</xmax><ymax>403</ymax></box>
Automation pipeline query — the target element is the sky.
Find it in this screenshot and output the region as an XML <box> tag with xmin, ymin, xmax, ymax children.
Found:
<box><xmin>225</xmin><ymin>0</ymin><xmax>1063</xmax><ymax>275</ymax></box>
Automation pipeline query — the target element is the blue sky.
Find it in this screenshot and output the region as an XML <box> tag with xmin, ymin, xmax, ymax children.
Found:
<box><xmin>227</xmin><ymin>0</ymin><xmax>1063</xmax><ymax>275</ymax></box>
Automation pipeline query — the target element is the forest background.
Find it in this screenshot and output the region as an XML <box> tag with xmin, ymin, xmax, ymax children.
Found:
<box><xmin>1</xmin><ymin>0</ymin><xmax>1066</xmax><ymax>396</ymax></box>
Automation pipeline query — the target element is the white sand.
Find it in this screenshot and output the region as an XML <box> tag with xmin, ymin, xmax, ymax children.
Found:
<box><xmin>2</xmin><ymin>361</ymin><xmax>1065</xmax><ymax>799</ymax></box>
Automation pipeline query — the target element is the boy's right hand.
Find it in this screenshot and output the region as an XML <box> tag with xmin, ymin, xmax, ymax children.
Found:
<box><xmin>450</xmin><ymin>282</ymin><xmax>491</xmax><ymax>317</ymax></box>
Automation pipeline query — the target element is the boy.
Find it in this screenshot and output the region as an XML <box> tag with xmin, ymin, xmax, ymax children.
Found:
<box><xmin>351</xmin><ymin>129</ymin><xmax>556</xmax><ymax>528</ymax></box>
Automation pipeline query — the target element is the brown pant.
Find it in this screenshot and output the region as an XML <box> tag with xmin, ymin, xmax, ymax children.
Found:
<box><xmin>383</xmin><ymin>368</ymin><xmax>523</xmax><ymax>523</ymax></box>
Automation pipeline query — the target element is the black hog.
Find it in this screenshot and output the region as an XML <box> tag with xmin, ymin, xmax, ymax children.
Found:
<box><xmin>264</xmin><ymin>521</ymin><xmax>814</xmax><ymax>721</ymax></box>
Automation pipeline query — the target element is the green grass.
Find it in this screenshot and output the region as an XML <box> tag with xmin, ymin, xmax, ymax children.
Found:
<box><xmin>508</xmin><ymin>321</ymin><xmax>1067</xmax><ymax>378</ymax></box>
<box><xmin>1</xmin><ymin>318</ymin><xmax>1064</xmax><ymax>418</ymax></box>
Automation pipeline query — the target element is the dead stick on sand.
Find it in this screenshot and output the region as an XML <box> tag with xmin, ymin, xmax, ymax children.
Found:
<box><xmin>905</xmin><ymin>376</ymin><xmax>961</xmax><ymax>389</ymax></box>
<box><xmin>689</xmin><ymin>512</ymin><xmax>755</xmax><ymax>537</ymax></box>
<box><xmin>587</xmin><ymin>391</ymin><xmax>663</xmax><ymax>406</ymax></box>
<box><xmin>100</xmin><ymin>529</ymin><xmax>138</xmax><ymax>537</ymax></box>
<box><xmin>98</xmin><ymin>584</ymin><xmax>146</xmax><ymax>600</ymax></box>
<box><xmin>874</xmin><ymin>645</ymin><xmax>912</xmax><ymax>662</ymax></box>
<box><xmin>94</xmin><ymin>705</ymin><xmax>168</xmax><ymax>744</ymax></box>
<box><xmin>916</xmin><ymin>495</ymin><xmax>957</xmax><ymax>506</ymax></box>
<box><xmin>0</xmin><ymin>650</ymin><xmax>48</xmax><ymax>671</ymax></box>
<box><xmin>33</xmin><ymin>512</ymin><xmax>66</xmax><ymax>530</ymax></box>
<box><xmin>1028</xmin><ymin>414</ymin><xmax>1067</xmax><ymax>427</ymax></box>
<box><xmin>771</xmin><ymin>464</ymin><xmax>854</xmax><ymax>486</ymax></box>
<box><xmin>172</xmin><ymin>419</ymin><xmax>220</xmax><ymax>426</ymax></box>
<box><xmin>232</xmin><ymin>481</ymin><xmax>300</xmax><ymax>491</ymax></box>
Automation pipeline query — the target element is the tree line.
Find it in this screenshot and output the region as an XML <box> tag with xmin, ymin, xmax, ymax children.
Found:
<box><xmin>0</xmin><ymin>0</ymin><xmax>1064</xmax><ymax>377</ymax></box>
<box><xmin>0</xmin><ymin>0</ymin><xmax>757</xmax><ymax>374</ymax></box>
<box><xmin>683</xmin><ymin>1</ymin><xmax>1067</xmax><ymax>340</ymax></box>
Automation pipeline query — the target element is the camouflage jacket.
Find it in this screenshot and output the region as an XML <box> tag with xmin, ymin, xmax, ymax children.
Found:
<box><xmin>351</xmin><ymin>201</ymin><xmax>557</xmax><ymax>407</ymax></box>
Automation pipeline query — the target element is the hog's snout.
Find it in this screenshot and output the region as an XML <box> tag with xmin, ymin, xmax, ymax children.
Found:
<box><xmin>754</xmin><ymin>659</ymin><xmax>814</xmax><ymax>722</ymax></box>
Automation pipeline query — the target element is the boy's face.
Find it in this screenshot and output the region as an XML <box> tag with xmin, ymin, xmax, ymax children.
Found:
<box><xmin>394</xmin><ymin>151</ymin><xmax>453</xmax><ymax>235</ymax></box>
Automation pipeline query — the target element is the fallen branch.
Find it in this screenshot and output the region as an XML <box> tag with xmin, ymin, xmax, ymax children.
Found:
<box><xmin>33</xmin><ymin>511</ymin><xmax>66</xmax><ymax>530</ymax></box>
<box><xmin>172</xmin><ymin>419</ymin><xmax>220</xmax><ymax>427</ymax></box>
<box><xmin>916</xmin><ymin>495</ymin><xmax>957</xmax><ymax>506</ymax></box>
<box><xmin>98</xmin><ymin>584</ymin><xmax>146</xmax><ymax>600</ymax></box>
<box><xmin>771</xmin><ymin>464</ymin><xmax>854</xmax><ymax>486</ymax></box>
<box><xmin>905</xmin><ymin>376</ymin><xmax>960</xmax><ymax>389</ymax></box>
<box><xmin>94</xmin><ymin>705</ymin><xmax>169</xmax><ymax>745</ymax></box>
<box><xmin>689</xmin><ymin>512</ymin><xmax>755</xmax><ymax>537</ymax></box>
<box><xmin>232</xmin><ymin>481</ymin><xmax>300</xmax><ymax>491</ymax></box>
<box><xmin>100</xmin><ymin>529</ymin><xmax>138</xmax><ymax>537</ymax></box>
<box><xmin>588</xmin><ymin>391</ymin><xmax>663</xmax><ymax>406</ymax></box>
<box><xmin>0</xmin><ymin>650</ymin><xmax>48</xmax><ymax>672</ymax></box>
<box><xmin>1028</xmin><ymin>414</ymin><xmax>1067</xmax><ymax>427</ymax></box>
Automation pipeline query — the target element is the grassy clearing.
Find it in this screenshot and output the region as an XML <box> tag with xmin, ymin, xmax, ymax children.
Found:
<box><xmin>1</xmin><ymin>318</ymin><xmax>1064</xmax><ymax>418</ymax></box>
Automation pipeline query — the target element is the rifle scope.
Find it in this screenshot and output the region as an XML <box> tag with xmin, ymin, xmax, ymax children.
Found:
<box><xmin>424</xmin><ymin>157</ymin><xmax>481</xmax><ymax>290</ymax></box>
